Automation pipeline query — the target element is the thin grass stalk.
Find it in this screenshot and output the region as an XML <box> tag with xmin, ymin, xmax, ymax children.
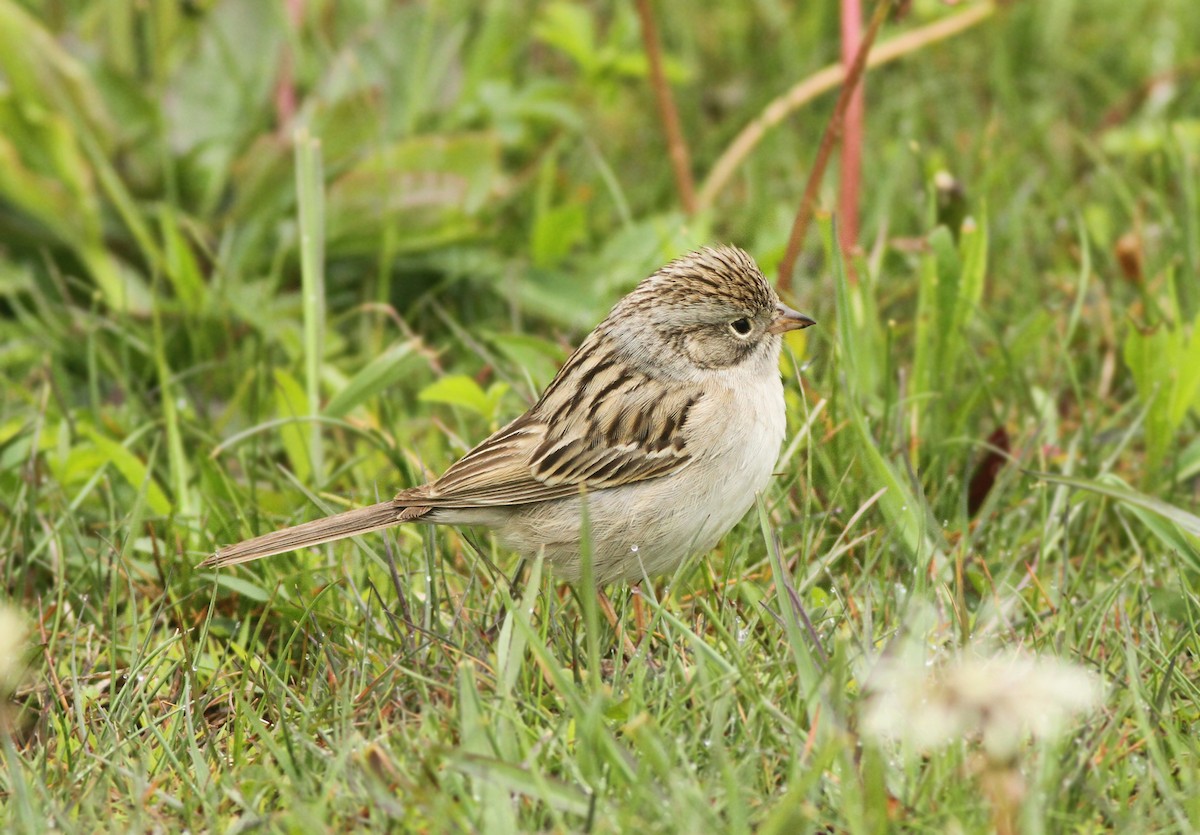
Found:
<box><xmin>151</xmin><ymin>277</ymin><xmax>194</xmax><ymax>525</ymax></box>
<box><xmin>294</xmin><ymin>128</ymin><xmax>326</xmax><ymax>484</ymax></box>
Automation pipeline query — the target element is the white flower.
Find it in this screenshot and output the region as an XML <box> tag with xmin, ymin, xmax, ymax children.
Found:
<box><xmin>0</xmin><ymin>604</ymin><xmax>31</xmax><ymax>696</ymax></box>
<box><xmin>861</xmin><ymin>645</ymin><xmax>1105</xmax><ymax>760</ymax></box>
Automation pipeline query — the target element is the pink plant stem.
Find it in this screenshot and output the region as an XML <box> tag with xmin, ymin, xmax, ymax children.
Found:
<box><xmin>840</xmin><ymin>0</ymin><xmax>864</xmax><ymax>256</ymax></box>
<box><xmin>777</xmin><ymin>0</ymin><xmax>889</xmax><ymax>292</ymax></box>
<box><xmin>275</xmin><ymin>0</ymin><xmax>305</xmax><ymax>131</ymax></box>
<box><xmin>698</xmin><ymin>3</ymin><xmax>995</xmax><ymax>212</ymax></box>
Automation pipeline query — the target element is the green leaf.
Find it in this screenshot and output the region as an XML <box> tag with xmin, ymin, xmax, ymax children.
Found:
<box><xmin>825</xmin><ymin>215</ymin><xmax>939</xmax><ymax>564</ymax></box>
<box><xmin>1172</xmin><ymin>318</ymin><xmax>1200</xmax><ymax>424</ymax></box>
<box><xmin>533</xmin><ymin>2</ymin><xmax>599</xmax><ymax>74</ymax></box>
<box><xmin>295</xmin><ymin>128</ymin><xmax>326</xmax><ymax>485</ymax></box>
<box><xmin>0</xmin><ymin>2</ymin><xmax>158</xmax><ymax>313</ymax></box>
<box><xmin>1100</xmin><ymin>119</ymin><xmax>1200</xmax><ymax>158</ymax></box>
<box><xmin>324</xmin><ymin>341</ymin><xmax>417</xmax><ymax>418</ymax></box>
<box><xmin>531</xmin><ymin>148</ymin><xmax>588</xmax><ymax>268</ymax></box>
<box><xmin>827</xmin><ymin>213</ymin><xmax>871</xmax><ymax>399</ymax></box>
<box><xmin>488</xmin><ymin>332</ymin><xmax>567</xmax><ymax>392</ymax></box>
<box><xmin>1178</xmin><ymin>434</ymin><xmax>1200</xmax><ymax>483</ymax></box>
<box><xmin>912</xmin><ymin>225</ymin><xmax>960</xmax><ymax>411</ymax></box>
<box><xmin>954</xmin><ymin>209</ymin><xmax>988</xmax><ymax>335</ymax></box>
<box><xmin>0</xmin><ymin>1</ymin><xmax>115</xmax><ymax>141</ymax></box>
<box><xmin>0</xmin><ymin>119</ymin><xmax>89</xmax><ymax>245</ymax></box>
<box><xmin>1123</xmin><ymin>311</ymin><xmax>1200</xmax><ymax>472</ymax></box>
<box><xmin>1032</xmin><ymin>471</ymin><xmax>1200</xmax><ymax>539</ymax></box>
<box><xmin>273</xmin><ymin>369</ymin><xmax>313</xmax><ymax>483</ymax></box>
<box><xmin>158</xmin><ymin>205</ymin><xmax>207</xmax><ymax>309</ymax></box>
<box><xmin>325</xmin><ymin>133</ymin><xmax>501</xmax><ymax>256</ymax></box>
<box><xmin>514</xmin><ymin>212</ymin><xmax>698</xmax><ymax>330</ymax></box>
<box><xmin>418</xmin><ymin>375</ymin><xmax>490</xmax><ymax>416</ymax></box>
<box><xmin>451</xmin><ymin>754</ymin><xmax>592</xmax><ymax>817</ymax></box>
<box><xmin>213</xmin><ymin>574</ymin><xmax>271</xmax><ymax>602</ymax></box>
<box><xmin>1123</xmin><ymin>503</ymin><xmax>1200</xmax><ymax>574</ymax></box>
<box><xmin>79</xmin><ymin>425</ymin><xmax>172</xmax><ymax>516</ymax></box>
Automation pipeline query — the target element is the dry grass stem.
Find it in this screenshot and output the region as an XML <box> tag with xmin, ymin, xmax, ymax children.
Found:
<box><xmin>777</xmin><ymin>0</ymin><xmax>890</xmax><ymax>291</ymax></box>
<box><xmin>635</xmin><ymin>0</ymin><xmax>697</xmax><ymax>214</ymax></box>
<box><xmin>697</xmin><ymin>2</ymin><xmax>997</xmax><ymax>214</ymax></box>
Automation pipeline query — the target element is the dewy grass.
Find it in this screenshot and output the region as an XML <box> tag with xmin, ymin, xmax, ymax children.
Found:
<box><xmin>3</xmin><ymin>0</ymin><xmax>1200</xmax><ymax>831</ymax></box>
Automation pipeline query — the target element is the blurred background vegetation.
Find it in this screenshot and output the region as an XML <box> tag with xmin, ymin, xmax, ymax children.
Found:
<box><xmin>2</xmin><ymin>0</ymin><xmax>1200</xmax><ymax>831</ymax></box>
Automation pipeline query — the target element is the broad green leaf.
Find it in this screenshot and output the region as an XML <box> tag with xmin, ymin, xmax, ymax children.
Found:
<box><xmin>954</xmin><ymin>209</ymin><xmax>988</xmax><ymax>334</ymax></box>
<box><xmin>533</xmin><ymin>2</ymin><xmax>599</xmax><ymax>74</ymax></box>
<box><xmin>912</xmin><ymin>226</ymin><xmax>960</xmax><ymax>409</ymax></box>
<box><xmin>419</xmin><ymin>375</ymin><xmax>490</xmax><ymax>416</ymax></box>
<box><xmin>325</xmin><ymin>133</ymin><xmax>501</xmax><ymax>256</ymax></box>
<box><xmin>1178</xmin><ymin>435</ymin><xmax>1200</xmax><ymax>483</ymax></box>
<box><xmin>158</xmin><ymin>205</ymin><xmax>207</xmax><ymax>309</ymax></box>
<box><xmin>324</xmin><ymin>341</ymin><xmax>417</xmax><ymax>418</ymax></box>
<box><xmin>826</xmin><ymin>213</ymin><xmax>870</xmax><ymax>400</ymax></box>
<box><xmin>1032</xmin><ymin>471</ymin><xmax>1200</xmax><ymax>539</ymax></box>
<box><xmin>213</xmin><ymin>574</ymin><xmax>271</xmax><ymax>602</ymax></box>
<box><xmin>0</xmin><ymin>419</ymin><xmax>28</xmax><ymax>448</ymax></box>
<box><xmin>0</xmin><ymin>0</ymin><xmax>114</xmax><ymax>140</ymax></box>
<box><xmin>488</xmin><ymin>331</ymin><xmax>567</xmax><ymax>392</ymax></box>
<box><xmin>0</xmin><ymin>1</ymin><xmax>157</xmax><ymax>312</ymax></box>
<box><xmin>515</xmin><ymin>212</ymin><xmax>698</xmax><ymax>330</ymax></box>
<box><xmin>826</xmin><ymin>215</ymin><xmax>940</xmax><ymax>565</ymax></box>
<box><xmin>273</xmin><ymin>369</ymin><xmax>313</xmax><ymax>483</ymax></box>
<box><xmin>1123</xmin><ymin>310</ymin><xmax>1200</xmax><ymax>472</ymax></box>
<box><xmin>451</xmin><ymin>754</ymin><xmax>592</xmax><ymax>817</ymax></box>
<box><xmin>931</xmin><ymin>225</ymin><xmax>961</xmax><ymax>344</ymax></box>
<box><xmin>1173</xmin><ymin>317</ymin><xmax>1200</xmax><ymax>423</ymax></box>
<box><xmin>531</xmin><ymin>1</ymin><xmax>678</xmax><ymax>83</ymax></box>
<box><xmin>158</xmin><ymin>205</ymin><xmax>208</xmax><ymax>309</ymax></box>
<box><xmin>0</xmin><ymin>121</ymin><xmax>89</xmax><ymax>245</ymax></box>
<box><xmin>163</xmin><ymin>0</ymin><xmax>280</xmax><ymax>157</ymax></box>
<box><xmin>79</xmin><ymin>425</ymin><xmax>171</xmax><ymax>516</ymax></box>
<box><xmin>1100</xmin><ymin>119</ymin><xmax>1200</xmax><ymax>158</ymax></box>
<box><xmin>1123</xmin><ymin>503</ymin><xmax>1200</xmax><ymax>574</ymax></box>
<box><xmin>531</xmin><ymin>149</ymin><xmax>588</xmax><ymax>268</ymax></box>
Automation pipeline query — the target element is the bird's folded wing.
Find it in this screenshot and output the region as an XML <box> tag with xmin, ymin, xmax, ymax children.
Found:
<box><xmin>395</xmin><ymin>385</ymin><xmax>701</xmax><ymax>509</ymax></box>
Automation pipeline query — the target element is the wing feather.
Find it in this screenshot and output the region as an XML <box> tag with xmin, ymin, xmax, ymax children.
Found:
<box><xmin>394</xmin><ymin>353</ymin><xmax>702</xmax><ymax>509</ymax></box>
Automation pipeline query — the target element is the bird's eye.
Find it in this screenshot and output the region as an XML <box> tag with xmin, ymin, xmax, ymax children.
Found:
<box><xmin>730</xmin><ymin>317</ymin><xmax>753</xmax><ymax>337</ymax></box>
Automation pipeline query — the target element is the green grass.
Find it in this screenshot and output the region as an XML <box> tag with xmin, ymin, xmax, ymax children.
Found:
<box><xmin>3</xmin><ymin>0</ymin><xmax>1200</xmax><ymax>831</ymax></box>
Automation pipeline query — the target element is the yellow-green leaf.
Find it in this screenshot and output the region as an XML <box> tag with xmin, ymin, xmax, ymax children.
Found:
<box><xmin>80</xmin><ymin>425</ymin><xmax>171</xmax><ymax>516</ymax></box>
<box><xmin>273</xmin><ymin>368</ymin><xmax>313</xmax><ymax>483</ymax></box>
<box><xmin>419</xmin><ymin>375</ymin><xmax>490</xmax><ymax>416</ymax></box>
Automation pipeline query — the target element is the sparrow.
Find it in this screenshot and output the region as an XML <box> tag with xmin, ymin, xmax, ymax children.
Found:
<box><xmin>203</xmin><ymin>246</ymin><xmax>815</xmax><ymax>585</ymax></box>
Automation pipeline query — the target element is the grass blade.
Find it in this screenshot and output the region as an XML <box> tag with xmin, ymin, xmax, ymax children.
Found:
<box><xmin>295</xmin><ymin>128</ymin><xmax>326</xmax><ymax>484</ymax></box>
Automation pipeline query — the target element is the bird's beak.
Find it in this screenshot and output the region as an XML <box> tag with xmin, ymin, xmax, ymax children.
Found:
<box><xmin>768</xmin><ymin>304</ymin><xmax>816</xmax><ymax>335</ymax></box>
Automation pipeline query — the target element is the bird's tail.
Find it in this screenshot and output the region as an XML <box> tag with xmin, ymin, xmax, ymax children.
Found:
<box><xmin>201</xmin><ymin>501</ymin><xmax>408</xmax><ymax>568</ymax></box>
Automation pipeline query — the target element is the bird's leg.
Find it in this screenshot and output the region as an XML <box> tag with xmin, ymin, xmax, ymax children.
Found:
<box><xmin>631</xmin><ymin>584</ymin><xmax>648</xmax><ymax>644</ymax></box>
<box><xmin>596</xmin><ymin>590</ymin><xmax>637</xmax><ymax>660</ymax></box>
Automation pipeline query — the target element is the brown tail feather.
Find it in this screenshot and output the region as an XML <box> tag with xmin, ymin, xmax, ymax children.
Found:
<box><xmin>202</xmin><ymin>501</ymin><xmax>423</xmax><ymax>568</ymax></box>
